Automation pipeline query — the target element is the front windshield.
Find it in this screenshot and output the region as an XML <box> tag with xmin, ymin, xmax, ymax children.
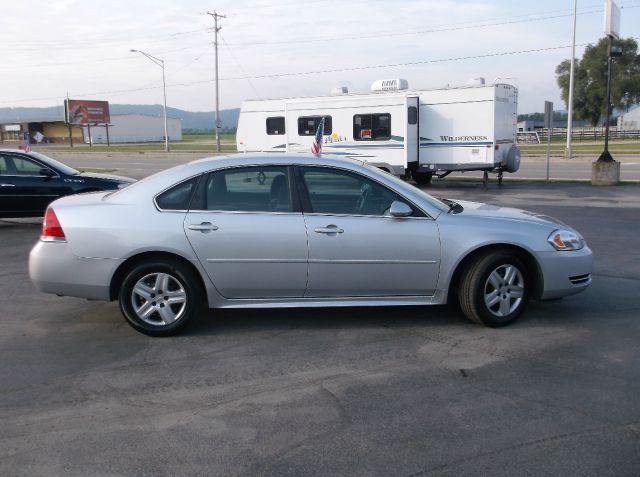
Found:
<box><xmin>29</xmin><ymin>151</ymin><xmax>79</xmax><ymax>176</ymax></box>
<box><xmin>362</xmin><ymin>163</ymin><xmax>449</xmax><ymax>212</ymax></box>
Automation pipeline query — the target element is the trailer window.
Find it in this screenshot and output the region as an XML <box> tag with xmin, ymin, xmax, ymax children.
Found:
<box><xmin>408</xmin><ymin>106</ymin><xmax>418</xmax><ymax>125</ymax></box>
<box><xmin>353</xmin><ymin>114</ymin><xmax>391</xmax><ymax>141</ymax></box>
<box><xmin>297</xmin><ymin>116</ymin><xmax>332</xmax><ymax>136</ymax></box>
<box><xmin>266</xmin><ymin>117</ymin><xmax>285</xmax><ymax>135</ymax></box>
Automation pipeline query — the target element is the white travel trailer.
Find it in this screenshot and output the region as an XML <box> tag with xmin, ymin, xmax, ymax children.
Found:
<box><xmin>236</xmin><ymin>78</ymin><xmax>521</xmax><ymax>184</ymax></box>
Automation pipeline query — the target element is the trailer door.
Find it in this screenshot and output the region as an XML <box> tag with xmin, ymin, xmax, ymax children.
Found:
<box><xmin>404</xmin><ymin>96</ymin><xmax>419</xmax><ymax>170</ymax></box>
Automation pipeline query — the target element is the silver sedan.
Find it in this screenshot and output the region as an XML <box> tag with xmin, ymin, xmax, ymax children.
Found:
<box><xmin>29</xmin><ymin>153</ymin><xmax>593</xmax><ymax>336</ymax></box>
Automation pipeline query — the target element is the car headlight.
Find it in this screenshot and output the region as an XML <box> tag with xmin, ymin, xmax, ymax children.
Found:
<box><xmin>547</xmin><ymin>229</ymin><xmax>584</xmax><ymax>251</ymax></box>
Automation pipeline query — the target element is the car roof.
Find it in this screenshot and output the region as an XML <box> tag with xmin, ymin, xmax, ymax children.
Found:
<box><xmin>106</xmin><ymin>152</ymin><xmax>447</xmax><ymax>218</ymax></box>
<box><xmin>109</xmin><ymin>153</ymin><xmax>369</xmax><ymax>201</ymax></box>
<box><xmin>187</xmin><ymin>152</ymin><xmax>366</xmax><ymax>171</ymax></box>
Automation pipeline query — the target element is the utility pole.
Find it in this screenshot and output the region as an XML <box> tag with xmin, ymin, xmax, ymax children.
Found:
<box><xmin>207</xmin><ymin>10</ymin><xmax>225</xmax><ymax>153</ymax></box>
<box><xmin>565</xmin><ymin>0</ymin><xmax>577</xmax><ymax>159</ymax></box>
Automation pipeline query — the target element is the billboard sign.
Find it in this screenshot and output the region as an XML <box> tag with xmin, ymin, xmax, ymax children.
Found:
<box><xmin>65</xmin><ymin>99</ymin><xmax>110</xmax><ymax>124</ymax></box>
<box><xmin>604</xmin><ymin>0</ymin><xmax>620</xmax><ymax>39</ymax></box>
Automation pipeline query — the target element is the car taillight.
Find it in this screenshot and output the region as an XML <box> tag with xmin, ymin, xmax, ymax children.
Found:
<box><xmin>41</xmin><ymin>208</ymin><xmax>66</xmax><ymax>242</ymax></box>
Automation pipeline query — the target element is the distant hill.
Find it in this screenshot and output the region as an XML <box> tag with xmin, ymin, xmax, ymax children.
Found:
<box><xmin>0</xmin><ymin>104</ymin><xmax>240</xmax><ymax>132</ymax></box>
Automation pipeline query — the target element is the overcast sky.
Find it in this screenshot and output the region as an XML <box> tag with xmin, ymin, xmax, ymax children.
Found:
<box><xmin>1</xmin><ymin>0</ymin><xmax>638</xmax><ymax>114</ymax></box>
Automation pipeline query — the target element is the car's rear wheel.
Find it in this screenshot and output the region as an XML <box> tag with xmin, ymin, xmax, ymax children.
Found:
<box><xmin>459</xmin><ymin>250</ymin><xmax>530</xmax><ymax>327</ymax></box>
<box><xmin>119</xmin><ymin>259</ymin><xmax>202</xmax><ymax>336</ymax></box>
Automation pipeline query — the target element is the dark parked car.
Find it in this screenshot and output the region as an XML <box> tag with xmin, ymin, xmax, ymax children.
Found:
<box><xmin>0</xmin><ymin>149</ymin><xmax>134</xmax><ymax>218</ymax></box>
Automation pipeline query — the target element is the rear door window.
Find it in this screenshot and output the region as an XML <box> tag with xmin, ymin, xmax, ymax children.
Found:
<box><xmin>201</xmin><ymin>166</ymin><xmax>293</xmax><ymax>213</ymax></box>
<box><xmin>0</xmin><ymin>156</ymin><xmax>9</xmax><ymax>174</ymax></box>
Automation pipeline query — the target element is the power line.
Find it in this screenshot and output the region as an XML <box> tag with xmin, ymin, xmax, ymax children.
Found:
<box><xmin>227</xmin><ymin>12</ymin><xmax>594</xmax><ymax>46</ymax></box>
<box><xmin>219</xmin><ymin>32</ymin><xmax>262</xmax><ymax>99</ymax></box>
<box><xmin>215</xmin><ymin>44</ymin><xmax>592</xmax><ymax>81</ymax></box>
<box><xmin>3</xmin><ymin>27</ymin><xmax>212</xmax><ymax>50</ymax></box>
<box><xmin>6</xmin><ymin>3</ymin><xmax>639</xmax><ymax>70</ymax></box>
<box><xmin>0</xmin><ymin>44</ymin><xmax>209</xmax><ymax>71</ymax></box>
<box><xmin>225</xmin><ymin>5</ymin><xmax>640</xmax><ymax>47</ymax></box>
<box><xmin>0</xmin><ymin>41</ymin><xmax>605</xmax><ymax>106</ymax></box>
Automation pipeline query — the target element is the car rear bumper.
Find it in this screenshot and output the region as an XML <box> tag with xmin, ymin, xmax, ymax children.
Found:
<box><xmin>537</xmin><ymin>246</ymin><xmax>594</xmax><ymax>300</ymax></box>
<box><xmin>29</xmin><ymin>240</ymin><xmax>121</xmax><ymax>301</ymax></box>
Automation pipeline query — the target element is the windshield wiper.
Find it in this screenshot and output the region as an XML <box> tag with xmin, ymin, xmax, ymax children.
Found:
<box><xmin>438</xmin><ymin>198</ymin><xmax>464</xmax><ymax>214</ymax></box>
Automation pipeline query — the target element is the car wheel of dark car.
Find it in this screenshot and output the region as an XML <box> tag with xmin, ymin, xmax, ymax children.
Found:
<box><xmin>459</xmin><ymin>250</ymin><xmax>530</xmax><ymax>327</ymax></box>
<box><xmin>119</xmin><ymin>259</ymin><xmax>202</xmax><ymax>336</ymax></box>
<box><xmin>411</xmin><ymin>171</ymin><xmax>432</xmax><ymax>185</ymax></box>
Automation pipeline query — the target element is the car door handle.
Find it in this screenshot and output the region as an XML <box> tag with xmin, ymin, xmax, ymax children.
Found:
<box><xmin>0</xmin><ymin>183</ymin><xmax>16</xmax><ymax>187</ymax></box>
<box><xmin>188</xmin><ymin>222</ymin><xmax>219</xmax><ymax>231</ymax></box>
<box><xmin>314</xmin><ymin>225</ymin><xmax>344</xmax><ymax>235</ymax></box>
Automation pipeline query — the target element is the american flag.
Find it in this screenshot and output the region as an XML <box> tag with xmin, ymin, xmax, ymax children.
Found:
<box><xmin>310</xmin><ymin>117</ymin><xmax>325</xmax><ymax>157</ymax></box>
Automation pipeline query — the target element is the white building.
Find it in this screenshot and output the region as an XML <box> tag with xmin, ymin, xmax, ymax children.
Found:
<box><xmin>517</xmin><ymin>120</ymin><xmax>535</xmax><ymax>132</ymax></box>
<box><xmin>617</xmin><ymin>106</ymin><xmax>640</xmax><ymax>131</ymax></box>
<box><xmin>83</xmin><ymin>114</ymin><xmax>182</xmax><ymax>144</ymax></box>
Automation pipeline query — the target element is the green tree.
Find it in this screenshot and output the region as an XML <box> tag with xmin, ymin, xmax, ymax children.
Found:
<box><xmin>556</xmin><ymin>37</ymin><xmax>640</xmax><ymax>125</ymax></box>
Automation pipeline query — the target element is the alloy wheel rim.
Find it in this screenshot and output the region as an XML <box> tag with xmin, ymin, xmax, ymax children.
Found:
<box><xmin>483</xmin><ymin>264</ymin><xmax>524</xmax><ymax>318</ymax></box>
<box><xmin>131</xmin><ymin>272</ymin><xmax>187</xmax><ymax>326</ymax></box>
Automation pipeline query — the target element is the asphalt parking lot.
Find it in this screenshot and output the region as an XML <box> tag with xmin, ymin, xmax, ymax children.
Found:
<box><xmin>1</xmin><ymin>169</ymin><xmax>640</xmax><ymax>475</ymax></box>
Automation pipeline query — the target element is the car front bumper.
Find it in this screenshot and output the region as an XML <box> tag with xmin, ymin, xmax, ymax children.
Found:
<box><xmin>29</xmin><ymin>240</ymin><xmax>121</xmax><ymax>301</ymax></box>
<box><xmin>537</xmin><ymin>246</ymin><xmax>594</xmax><ymax>300</ymax></box>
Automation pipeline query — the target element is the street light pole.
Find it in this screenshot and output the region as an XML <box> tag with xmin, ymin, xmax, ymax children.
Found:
<box><xmin>130</xmin><ymin>49</ymin><xmax>170</xmax><ymax>152</ymax></box>
<box><xmin>592</xmin><ymin>0</ymin><xmax>621</xmax><ymax>185</ymax></box>
<box><xmin>597</xmin><ymin>39</ymin><xmax>623</xmax><ymax>162</ymax></box>
<box><xmin>599</xmin><ymin>37</ymin><xmax>614</xmax><ymax>162</ymax></box>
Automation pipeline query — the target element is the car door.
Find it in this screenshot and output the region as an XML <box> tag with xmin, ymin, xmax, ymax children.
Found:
<box><xmin>184</xmin><ymin>165</ymin><xmax>308</xmax><ymax>299</ymax></box>
<box><xmin>0</xmin><ymin>154</ymin><xmax>20</xmax><ymax>217</ymax></box>
<box><xmin>1</xmin><ymin>153</ymin><xmax>69</xmax><ymax>216</ymax></box>
<box><xmin>298</xmin><ymin>166</ymin><xmax>440</xmax><ymax>297</ymax></box>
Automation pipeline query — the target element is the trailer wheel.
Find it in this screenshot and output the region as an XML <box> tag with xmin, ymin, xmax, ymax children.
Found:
<box><xmin>412</xmin><ymin>171</ymin><xmax>433</xmax><ymax>185</ymax></box>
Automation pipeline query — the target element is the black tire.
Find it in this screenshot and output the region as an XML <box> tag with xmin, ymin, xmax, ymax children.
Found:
<box><xmin>412</xmin><ymin>171</ymin><xmax>433</xmax><ymax>185</ymax></box>
<box><xmin>458</xmin><ymin>251</ymin><xmax>530</xmax><ymax>327</ymax></box>
<box><xmin>118</xmin><ymin>259</ymin><xmax>203</xmax><ymax>336</ymax></box>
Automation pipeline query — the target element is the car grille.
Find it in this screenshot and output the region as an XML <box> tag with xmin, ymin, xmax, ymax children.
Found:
<box><xmin>569</xmin><ymin>273</ymin><xmax>591</xmax><ymax>285</ymax></box>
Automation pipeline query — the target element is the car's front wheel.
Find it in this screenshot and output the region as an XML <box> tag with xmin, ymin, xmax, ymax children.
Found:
<box><xmin>459</xmin><ymin>251</ymin><xmax>530</xmax><ymax>327</ymax></box>
<box><xmin>119</xmin><ymin>259</ymin><xmax>202</xmax><ymax>336</ymax></box>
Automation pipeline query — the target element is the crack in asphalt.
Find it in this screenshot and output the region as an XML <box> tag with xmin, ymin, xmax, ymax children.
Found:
<box><xmin>406</xmin><ymin>421</ymin><xmax>640</xmax><ymax>476</ymax></box>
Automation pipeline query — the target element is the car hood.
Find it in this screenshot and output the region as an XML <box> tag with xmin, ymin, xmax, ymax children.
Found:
<box><xmin>452</xmin><ymin>200</ymin><xmax>569</xmax><ymax>229</ymax></box>
<box><xmin>77</xmin><ymin>172</ymin><xmax>135</xmax><ymax>183</ymax></box>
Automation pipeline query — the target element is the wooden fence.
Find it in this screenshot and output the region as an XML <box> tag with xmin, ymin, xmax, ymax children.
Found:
<box><xmin>535</xmin><ymin>127</ymin><xmax>640</xmax><ymax>141</ymax></box>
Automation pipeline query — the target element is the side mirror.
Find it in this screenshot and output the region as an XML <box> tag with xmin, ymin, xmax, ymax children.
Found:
<box><xmin>40</xmin><ymin>168</ymin><xmax>55</xmax><ymax>177</ymax></box>
<box><xmin>389</xmin><ymin>200</ymin><xmax>413</xmax><ymax>218</ymax></box>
